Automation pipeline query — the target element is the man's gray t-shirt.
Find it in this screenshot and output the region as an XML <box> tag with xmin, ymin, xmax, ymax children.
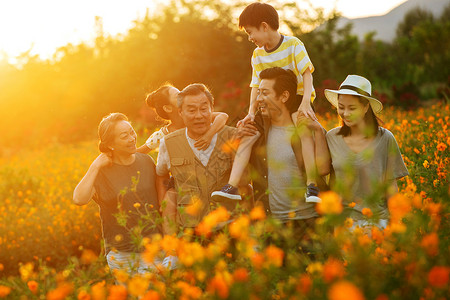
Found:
<box><xmin>267</xmin><ymin>125</ymin><xmax>318</xmax><ymax>221</ymax></box>
<box><xmin>326</xmin><ymin>127</ymin><xmax>409</xmax><ymax>220</ymax></box>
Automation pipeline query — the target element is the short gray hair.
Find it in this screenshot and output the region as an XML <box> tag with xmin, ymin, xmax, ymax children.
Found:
<box><xmin>177</xmin><ymin>83</ymin><xmax>214</xmax><ymax>108</ymax></box>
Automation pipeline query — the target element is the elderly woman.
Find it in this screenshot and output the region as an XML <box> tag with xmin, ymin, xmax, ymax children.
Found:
<box><xmin>73</xmin><ymin>113</ymin><xmax>170</xmax><ymax>273</ymax></box>
<box><xmin>324</xmin><ymin>75</ymin><xmax>409</xmax><ymax>229</ymax></box>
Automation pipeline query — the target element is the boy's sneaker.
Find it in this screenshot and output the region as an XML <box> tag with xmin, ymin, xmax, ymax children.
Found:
<box><xmin>211</xmin><ymin>184</ymin><xmax>242</xmax><ymax>202</ymax></box>
<box><xmin>305</xmin><ymin>183</ymin><xmax>321</xmax><ymax>203</ymax></box>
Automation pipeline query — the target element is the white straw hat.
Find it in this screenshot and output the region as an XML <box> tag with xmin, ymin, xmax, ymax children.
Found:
<box><xmin>324</xmin><ymin>75</ymin><xmax>383</xmax><ymax>113</ymax></box>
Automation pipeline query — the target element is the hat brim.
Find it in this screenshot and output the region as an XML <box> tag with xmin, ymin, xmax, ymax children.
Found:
<box><xmin>324</xmin><ymin>89</ymin><xmax>383</xmax><ymax>113</ymax></box>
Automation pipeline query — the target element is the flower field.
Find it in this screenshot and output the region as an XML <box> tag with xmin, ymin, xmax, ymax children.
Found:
<box><xmin>0</xmin><ymin>102</ymin><xmax>449</xmax><ymax>299</ymax></box>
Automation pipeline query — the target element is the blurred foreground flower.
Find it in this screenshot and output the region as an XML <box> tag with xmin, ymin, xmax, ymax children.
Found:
<box><xmin>0</xmin><ymin>286</ymin><xmax>11</xmax><ymax>298</ymax></box>
<box><xmin>328</xmin><ymin>280</ymin><xmax>365</xmax><ymax>300</ymax></box>
<box><xmin>316</xmin><ymin>191</ymin><xmax>343</xmax><ymax>214</ymax></box>
<box><xmin>80</xmin><ymin>249</ymin><xmax>98</xmax><ymax>264</ymax></box>
<box><xmin>428</xmin><ymin>266</ymin><xmax>449</xmax><ymax>288</ymax></box>
<box><xmin>27</xmin><ymin>280</ymin><xmax>38</xmax><ymax>294</ymax></box>
<box><xmin>46</xmin><ymin>282</ymin><xmax>74</xmax><ymax>300</ymax></box>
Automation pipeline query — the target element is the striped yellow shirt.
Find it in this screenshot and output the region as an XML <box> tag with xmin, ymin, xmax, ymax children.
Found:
<box><xmin>250</xmin><ymin>35</ymin><xmax>315</xmax><ymax>100</ymax></box>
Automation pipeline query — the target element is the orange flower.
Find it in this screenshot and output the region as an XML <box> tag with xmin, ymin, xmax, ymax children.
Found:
<box><xmin>27</xmin><ymin>280</ymin><xmax>38</xmax><ymax>294</ymax></box>
<box><xmin>229</xmin><ymin>215</ymin><xmax>250</xmax><ymax>240</ymax></box>
<box><xmin>323</xmin><ymin>258</ymin><xmax>346</xmax><ymax>283</ymax></box>
<box><xmin>91</xmin><ymin>281</ymin><xmax>106</xmax><ymax>300</ymax></box>
<box><xmin>0</xmin><ymin>286</ymin><xmax>11</xmax><ymax>298</ymax></box>
<box><xmin>328</xmin><ymin>281</ymin><xmax>365</xmax><ymax>300</ymax></box>
<box><xmin>142</xmin><ymin>243</ymin><xmax>160</xmax><ymax>265</ymax></box>
<box><xmin>388</xmin><ymin>193</ymin><xmax>411</xmax><ymax>222</ymax></box>
<box><xmin>78</xmin><ymin>290</ymin><xmax>91</xmax><ymax>300</ymax></box>
<box><xmin>207</xmin><ymin>275</ymin><xmax>229</xmax><ymax>299</ymax></box>
<box><xmin>361</xmin><ymin>208</ymin><xmax>373</xmax><ymax>218</ymax></box>
<box><xmin>420</xmin><ymin>232</ymin><xmax>439</xmax><ymax>256</ymax></box>
<box><xmin>316</xmin><ymin>191</ymin><xmax>343</xmax><ymax>215</ymax></box>
<box><xmin>195</xmin><ymin>207</ymin><xmax>230</xmax><ymax>237</ymax></box>
<box><xmin>344</xmin><ymin>217</ymin><xmax>354</xmax><ymax>228</ymax></box>
<box><xmin>265</xmin><ymin>245</ymin><xmax>284</xmax><ymax>267</ymax></box>
<box><xmin>428</xmin><ymin>266</ymin><xmax>449</xmax><ymax>288</ymax></box>
<box><xmin>80</xmin><ymin>249</ymin><xmax>98</xmax><ymax>264</ymax></box>
<box><xmin>141</xmin><ymin>290</ymin><xmax>160</xmax><ymax>300</ymax></box>
<box><xmin>296</xmin><ymin>274</ymin><xmax>312</xmax><ymax>294</ymax></box>
<box><xmin>436</xmin><ymin>142</ymin><xmax>447</xmax><ymax>152</ymax></box>
<box><xmin>107</xmin><ymin>285</ymin><xmax>127</xmax><ymax>300</ymax></box>
<box><xmin>371</xmin><ymin>227</ymin><xmax>384</xmax><ymax>244</ymax></box>
<box><xmin>348</xmin><ymin>202</ymin><xmax>356</xmax><ymax>208</ymax></box>
<box><xmin>233</xmin><ymin>268</ymin><xmax>249</xmax><ymax>282</ymax></box>
<box><xmin>185</xmin><ymin>196</ymin><xmax>204</xmax><ymax>216</ymax></box>
<box><xmin>251</xmin><ymin>253</ymin><xmax>265</xmax><ymax>270</ymax></box>
<box><xmin>46</xmin><ymin>283</ymin><xmax>74</xmax><ymax>300</ymax></box>
<box><xmin>128</xmin><ymin>276</ymin><xmax>150</xmax><ymax>297</ymax></box>
<box><xmin>250</xmin><ymin>206</ymin><xmax>266</xmax><ymax>221</ymax></box>
<box><xmin>161</xmin><ymin>235</ymin><xmax>179</xmax><ymax>254</ymax></box>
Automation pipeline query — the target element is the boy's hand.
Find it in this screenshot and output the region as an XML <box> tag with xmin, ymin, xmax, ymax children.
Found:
<box><xmin>235</xmin><ymin>121</ymin><xmax>258</xmax><ymax>139</ymax></box>
<box><xmin>296</xmin><ymin>114</ymin><xmax>323</xmax><ymax>132</ymax></box>
<box><xmin>194</xmin><ymin>132</ymin><xmax>213</xmax><ymax>150</ymax></box>
<box><xmin>298</xmin><ymin>101</ymin><xmax>317</xmax><ymax>121</ymax></box>
<box><xmin>237</xmin><ymin>113</ymin><xmax>255</xmax><ymax>127</ymax></box>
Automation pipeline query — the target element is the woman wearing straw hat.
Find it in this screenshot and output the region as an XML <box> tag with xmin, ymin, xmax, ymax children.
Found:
<box><xmin>324</xmin><ymin>75</ymin><xmax>409</xmax><ymax>229</ymax></box>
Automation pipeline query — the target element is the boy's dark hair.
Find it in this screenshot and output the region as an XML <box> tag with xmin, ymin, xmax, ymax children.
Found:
<box><xmin>239</xmin><ymin>2</ymin><xmax>279</xmax><ymax>30</ymax></box>
<box><xmin>260</xmin><ymin>67</ymin><xmax>297</xmax><ymax>113</ymax></box>
<box><xmin>337</xmin><ymin>96</ymin><xmax>381</xmax><ymax>137</ymax></box>
<box><xmin>145</xmin><ymin>83</ymin><xmax>174</xmax><ymax>120</ymax></box>
<box><xmin>177</xmin><ymin>83</ymin><xmax>214</xmax><ymax>108</ymax></box>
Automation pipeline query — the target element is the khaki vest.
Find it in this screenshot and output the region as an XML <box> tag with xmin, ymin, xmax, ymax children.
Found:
<box><xmin>165</xmin><ymin>126</ymin><xmax>236</xmax><ymax>227</ymax></box>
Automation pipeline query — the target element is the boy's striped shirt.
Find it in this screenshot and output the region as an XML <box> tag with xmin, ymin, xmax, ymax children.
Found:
<box><xmin>250</xmin><ymin>35</ymin><xmax>315</xmax><ymax>99</ymax></box>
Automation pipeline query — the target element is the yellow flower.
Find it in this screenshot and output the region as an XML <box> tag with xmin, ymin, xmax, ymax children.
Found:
<box><xmin>423</xmin><ymin>160</ymin><xmax>429</xmax><ymax>168</ymax></box>
<box><xmin>229</xmin><ymin>215</ymin><xmax>250</xmax><ymax>240</ymax></box>
<box><xmin>250</xmin><ymin>205</ymin><xmax>266</xmax><ymax>221</ymax></box>
<box><xmin>316</xmin><ymin>191</ymin><xmax>343</xmax><ymax>215</ymax></box>
<box><xmin>186</xmin><ymin>195</ymin><xmax>203</xmax><ymax>216</ymax></box>
<box><xmin>128</xmin><ymin>275</ymin><xmax>150</xmax><ymax>297</ymax></box>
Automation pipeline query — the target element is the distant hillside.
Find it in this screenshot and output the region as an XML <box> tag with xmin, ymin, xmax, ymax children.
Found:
<box><xmin>336</xmin><ymin>0</ymin><xmax>449</xmax><ymax>41</ymax></box>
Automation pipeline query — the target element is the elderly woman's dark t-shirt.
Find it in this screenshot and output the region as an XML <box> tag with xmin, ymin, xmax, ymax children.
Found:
<box><xmin>93</xmin><ymin>152</ymin><xmax>161</xmax><ymax>254</ymax></box>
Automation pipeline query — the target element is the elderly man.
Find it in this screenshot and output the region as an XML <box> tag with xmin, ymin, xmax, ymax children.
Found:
<box><xmin>156</xmin><ymin>83</ymin><xmax>250</xmax><ymax>231</ymax></box>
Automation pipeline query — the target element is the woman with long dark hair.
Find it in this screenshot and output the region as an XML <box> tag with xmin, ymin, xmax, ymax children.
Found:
<box><xmin>325</xmin><ymin>75</ymin><xmax>409</xmax><ymax>229</ymax></box>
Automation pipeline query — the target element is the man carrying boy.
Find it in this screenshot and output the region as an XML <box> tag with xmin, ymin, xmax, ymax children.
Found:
<box><xmin>249</xmin><ymin>67</ymin><xmax>329</xmax><ymax>240</ymax></box>
<box><xmin>212</xmin><ymin>2</ymin><xmax>322</xmax><ymax>203</ymax></box>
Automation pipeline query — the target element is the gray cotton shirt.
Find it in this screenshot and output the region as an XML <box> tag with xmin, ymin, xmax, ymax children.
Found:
<box><xmin>267</xmin><ymin>125</ymin><xmax>318</xmax><ymax>221</ymax></box>
<box><xmin>326</xmin><ymin>127</ymin><xmax>409</xmax><ymax>220</ymax></box>
<box><xmin>93</xmin><ymin>153</ymin><xmax>161</xmax><ymax>254</ymax></box>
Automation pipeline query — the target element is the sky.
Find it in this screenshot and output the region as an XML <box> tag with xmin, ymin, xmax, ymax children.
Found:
<box><xmin>0</xmin><ymin>0</ymin><xmax>407</xmax><ymax>61</ymax></box>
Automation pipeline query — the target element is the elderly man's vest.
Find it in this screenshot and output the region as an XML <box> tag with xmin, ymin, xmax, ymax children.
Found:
<box><xmin>164</xmin><ymin>126</ymin><xmax>236</xmax><ymax>227</ymax></box>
